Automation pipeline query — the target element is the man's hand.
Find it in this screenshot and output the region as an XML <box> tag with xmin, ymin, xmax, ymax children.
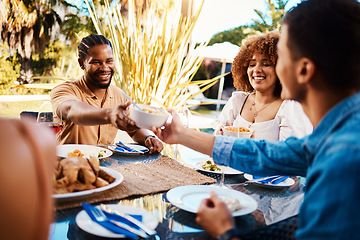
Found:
<box><xmin>109</xmin><ymin>101</ymin><xmax>138</xmax><ymax>132</ymax></box>
<box><xmin>196</xmin><ymin>191</ymin><xmax>236</xmax><ymax>238</ymax></box>
<box><xmin>144</xmin><ymin>136</ymin><xmax>163</xmax><ymax>154</ymax></box>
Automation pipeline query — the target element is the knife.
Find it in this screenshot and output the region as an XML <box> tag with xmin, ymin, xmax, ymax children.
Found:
<box><xmin>101</xmin><ymin>204</ymin><xmax>157</xmax><ymax>236</ymax></box>
<box><xmin>246</xmin><ymin>175</ymin><xmax>281</xmax><ymax>184</ymax></box>
<box><xmin>269</xmin><ymin>176</ymin><xmax>290</xmax><ymax>185</ymax></box>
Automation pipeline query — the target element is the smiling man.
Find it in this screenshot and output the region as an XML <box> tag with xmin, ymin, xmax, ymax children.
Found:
<box><xmin>152</xmin><ymin>0</ymin><xmax>360</xmax><ymax>239</ymax></box>
<box><xmin>51</xmin><ymin>34</ymin><xmax>163</xmax><ymax>153</ymax></box>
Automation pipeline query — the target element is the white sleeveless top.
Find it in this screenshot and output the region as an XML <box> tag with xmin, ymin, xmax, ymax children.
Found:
<box><xmin>216</xmin><ymin>91</ymin><xmax>313</xmax><ymax>141</ymax></box>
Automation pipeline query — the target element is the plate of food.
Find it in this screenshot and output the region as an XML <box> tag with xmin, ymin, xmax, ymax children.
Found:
<box><xmin>166</xmin><ymin>185</ymin><xmax>258</xmax><ymax>216</ymax></box>
<box><xmin>194</xmin><ymin>158</ymin><xmax>243</xmax><ymax>175</ymax></box>
<box><xmin>76</xmin><ymin>204</ymin><xmax>158</xmax><ymax>238</ymax></box>
<box><xmin>53</xmin><ymin>156</ymin><xmax>123</xmax><ymax>200</ymax></box>
<box><xmin>56</xmin><ymin>144</ymin><xmax>113</xmax><ymax>159</ymax></box>
<box><xmin>108</xmin><ymin>143</ymin><xmax>149</xmax><ymax>155</ymax></box>
<box><xmin>243</xmin><ymin>174</ymin><xmax>295</xmax><ymax>188</ymax></box>
<box><xmin>222</xmin><ymin>126</ymin><xmax>254</xmax><ymax>138</ymax></box>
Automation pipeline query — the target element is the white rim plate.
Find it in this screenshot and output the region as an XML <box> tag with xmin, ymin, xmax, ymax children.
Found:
<box><xmin>76</xmin><ymin>204</ymin><xmax>158</xmax><ymax>238</ymax></box>
<box><xmin>56</xmin><ymin>144</ymin><xmax>113</xmax><ymax>159</ymax></box>
<box><xmin>243</xmin><ymin>174</ymin><xmax>295</xmax><ymax>188</ymax></box>
<box><xmin>194</xmin><ymin>162</ymin><xmax>243</xmax><ymax>175</ymax></box>
<box><xmin>166</xmin><ymin>185</ymin><xmax>258</xmax><ymax>216</ymax></box>
<box><xmin>53</xmin><ymin>167</ymin><xmax>123</xmax><ymax>200</ymax></box>
<box><xmin>108</xmin><ymin>144</ymin><xmax>149</xmax><ymax>155</ymax></box>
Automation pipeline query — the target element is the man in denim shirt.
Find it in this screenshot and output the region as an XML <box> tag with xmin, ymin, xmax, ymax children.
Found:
<box><xmin>153</xmin><ymin>0</ymin><xmax>360</xmax><ymax>239</ymax></box>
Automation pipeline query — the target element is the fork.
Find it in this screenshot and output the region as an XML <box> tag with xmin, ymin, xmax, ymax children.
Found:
<box><xmin>268</xmin><ymin>176</ymin><xmax>290</xmax><ymax>185</ymax></box>
<box><xmin>90</xmin><ymin>206</ymin><xmax>148</xmax><ymax>238</ymax></box>
<box><xmin>100</xmin><ymin>204</ymin><xmax>157</xmax><ymax>236</ymax></box>
<box><xmin>246</xmin><ymin>175</ymin><xmax>281</xmax><ymax>184</ymax></box>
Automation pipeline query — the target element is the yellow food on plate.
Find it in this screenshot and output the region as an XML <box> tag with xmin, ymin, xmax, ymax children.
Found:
<box><xmin>225</xmin><ymin>126</ymin><xmax>250</xmax><ymax>132</ymax></box>
<box><xmin>67</xmin><ymin>149</ymin><xmax>106</xmax><ymax>158</ymax></box>
<box><xmin>67</xmin><ymin>149</ymin><xmax>84</xmax><ymax>157</ymax></box>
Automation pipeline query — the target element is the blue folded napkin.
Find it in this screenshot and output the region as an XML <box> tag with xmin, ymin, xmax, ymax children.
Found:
<box><xmin>81</xmin><ymin>203</ymin><xmax>142</xmax><ymax>239</ymax></box>
<box><xmin>252</xmin><ymin>175</ymin><xmax>289</xmax><ymax>184</ymax></box>
<box><xmin>114</xmin><ymin>145</ymin><xmax>137</xmax><ymax>153</ymax></box>
<box><xmin>116</xmin><ymin>142</ymin><xmax>148</xmax><ymax>153</ymax></box>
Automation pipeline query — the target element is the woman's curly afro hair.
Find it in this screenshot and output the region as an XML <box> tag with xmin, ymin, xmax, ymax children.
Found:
<box><xmin>231</xmin><ymin>31</ymin><xmax>281</xmax><ymax>97</ymax></box>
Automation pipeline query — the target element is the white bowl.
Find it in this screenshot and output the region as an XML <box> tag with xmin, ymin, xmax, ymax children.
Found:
<box><xmin>223</xmin><ymin>126</ymin><xmax>254</xmax><ymax>138</ymax></box>
<box><xmin>129</xmin><ymin>104</ymin><xmax>170</xmax><ymax>129</ymax></box>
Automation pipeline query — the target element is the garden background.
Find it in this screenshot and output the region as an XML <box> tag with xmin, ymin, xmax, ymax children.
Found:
<box><xmin>0</xmin><ymin>0</ymin><xmax>296</xmax><ymax>118</ymax></box>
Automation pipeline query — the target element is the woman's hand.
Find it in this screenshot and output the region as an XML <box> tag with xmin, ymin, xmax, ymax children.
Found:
<box><xmin>151</xmin><ymin>109</ymin><xmax>185</xmax><ymax>145</ymax></box>
<box><xmin>196</xmin><ymin>191</ymin><xmax>236</xmax><ymax>238</ymax></box>
<box><xmin>215</xmin><ymin>121</ymin><xmax>231</xmax><ymax>135</ymax></box>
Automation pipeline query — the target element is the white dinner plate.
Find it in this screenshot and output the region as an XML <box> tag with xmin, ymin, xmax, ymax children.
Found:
<box><xmin>76</xmin><ymin>204</ymin><xmax>158</xmax><ymax>238</ymax></box>
<box><xmin>194</xmin><ymin>162</ymin><xmax>243</xmax><ymax>175</ymax></box>
<box><xmin>53</xmin><ymin>167</ymin><xmax>123</xmax><ymax>200</ymax></box>
<box><xmin>243</xmin><ymin>174</ymin><xmax>295</xmax><ymax>188</ymax></box>
<box><xmin>166</xmin><ymin>185</ymin><xmax>258</xmax><ymax>216</ymax></box>
<box><xmin>57</xmin><ymin>144</ymin><xmax>113</xmax><ymax>159</ymax></box>
<box><xmin>108</xmin><ymin>144</ymin><xmax>149</xmax><ymax>155</ymax></box>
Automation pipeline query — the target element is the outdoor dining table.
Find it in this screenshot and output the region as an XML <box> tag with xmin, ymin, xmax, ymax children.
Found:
<box><xmin>50</xmin><ymin>144</ymin><xmax>304</xmax><ymax>240</ymax></box>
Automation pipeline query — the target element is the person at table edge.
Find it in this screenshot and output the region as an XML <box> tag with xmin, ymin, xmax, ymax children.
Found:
<box><xmin>50</xmin><ymin>34</ymin><xmax>163</xmax><ymax>153</ymax></box>
<box><xmin>152</xmin><ymin>0</ymin><xmax>360</xmax><ymax>239</ymax></box>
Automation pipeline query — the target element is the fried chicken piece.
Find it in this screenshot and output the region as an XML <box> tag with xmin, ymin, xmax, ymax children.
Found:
<box><xmin>98</xmin><ymin>169</ymin><xmax>116</xmax><ymax>183</ymax></box>
<box><xmin>53</xmin><ymin>176</ymin><xmax>70</xmax><ymax>194</ymax></box>
<box><xmin>67</xmin><ymin>181</ymin><xmax>96</xmax><ymax>192</ymax></box>
<box><xmin>94</xmin><ymin>177</ymin><xmax>109</xmax><ymax>188</ymax></box>
<box><xmin>60</xmin><ymin>157</ymin><xmax>96</xmax><ymax>184</ymax></box>
<box><xmin>87</xmin><ymin>156</ymin><xmax>100</xmax><ymax>177</ymax></box>
<box><xmin>53</xmin><ymin>156</ymin><xmax>115</xmax><ymax>194</ymax></box>
<box><xmin>54</xmin><ymin>160</ymin><xmax>63</xmax><ymax>180</ymax></box>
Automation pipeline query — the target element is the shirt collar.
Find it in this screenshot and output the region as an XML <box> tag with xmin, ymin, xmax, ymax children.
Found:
<box><xmin>78</xmin><ymin>76</ymin><xmax>96</xmax><ymax>99</ymax></box>
<box><xmin>78</xmin><ymin>76</ymin><xmax>114</xmax><ymax>100</ymax></box>
<box><xmin>304</xmin><ymin>92</ymin><xmax>360</xmax><ymax>154</ymax></box>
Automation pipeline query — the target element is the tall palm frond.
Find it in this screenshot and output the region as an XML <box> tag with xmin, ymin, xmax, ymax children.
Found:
<box><xmin>85</xmin><ymin>0</ymin><xmax>216</xmax><ymax>110</ymax></box>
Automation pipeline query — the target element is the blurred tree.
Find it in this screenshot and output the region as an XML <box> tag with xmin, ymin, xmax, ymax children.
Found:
<box><xmin>61</xmin><ymin>13</ymin><xmax>96</xmax><ymax>52</ymax></box>
<box><xmin>0</xmin><ymin>0</ymin><xmax>74</xmax><ymax>82</ymax></box>
<box><xmin>206</xmin><ymin>0</ymin><xmax>292</xmax><ymax>48</ymax></box>
<box><xmin>208</xmin><ymin>25</ymin><xmax>258</xmax><ymax>46</ymax></box>
<box><xmin>0</xmin><ymin>42</ymin><xmax>20</xmax><ymax>92</ymax></box>
<box><xmin>252</xmin><ymin>0</ymin><xmax>290</xmax><ymax>32</ymax></box>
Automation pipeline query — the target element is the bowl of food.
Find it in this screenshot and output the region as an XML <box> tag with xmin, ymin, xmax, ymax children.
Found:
<box><xmin>222</xmin><ymin>126</ymin><xmax>254</xmax><ymax>138</ymax></box>
<box><xmin>129</xmin><ymin>104</ymin><xmax>170</xmax><ymax>129</ymax></box>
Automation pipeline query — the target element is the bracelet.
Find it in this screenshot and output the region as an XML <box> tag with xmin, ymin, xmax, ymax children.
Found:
<box><xmin>216</xmin><ymin>228</ymin><xmax>242</xmax><ymax>240</ymax></box>
<box><xmin>144</xmin><ymin>135</ymin><xmax>156</xmax><ymax>141</ymax></box>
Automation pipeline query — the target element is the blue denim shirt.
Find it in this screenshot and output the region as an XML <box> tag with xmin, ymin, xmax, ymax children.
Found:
<box><xmin>213</xmin><ymin>92</ymin><xmax>360</xmax><ymax>239</ymax></box>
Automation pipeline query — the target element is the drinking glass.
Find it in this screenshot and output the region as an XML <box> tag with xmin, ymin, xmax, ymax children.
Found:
<box><xmin>217</xmin><ymin>126</ymin><xmax>228</xmax><ymax>188</ymax></box>
<box><xmin>37</xmin><ymin>101</ymin><xmax>62</xmax><ymax>134</ymax></box>
<box><xmin>174</xmin><ymin>107</ymin><xmax>189</xmax><ymax>161</ymax></box>
<box><xmin>39</xmin><ymin>122</ymin><xmax>62</xmax><ymax>134</ymax></box>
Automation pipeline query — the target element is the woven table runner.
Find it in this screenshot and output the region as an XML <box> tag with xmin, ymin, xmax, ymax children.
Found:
<box><xmin>55</xmin><ymin>155</ymin><xmax>216</xmax><ymax>210</ymax></box>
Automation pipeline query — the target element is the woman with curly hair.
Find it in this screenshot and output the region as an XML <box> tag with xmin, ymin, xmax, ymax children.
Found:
<box><xmin>214</xmin><ymin>32</ymin><xmax>312</xmax><ymax>224</ymax></box>
<box><xmin>216</xmin><ymin>31</ymin><xmax>312</xmax><ymax>141</ymax></box>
